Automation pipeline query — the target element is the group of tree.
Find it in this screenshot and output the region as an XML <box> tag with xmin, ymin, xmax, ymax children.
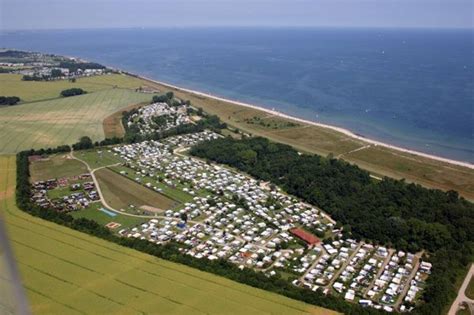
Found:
<box><xmin>190</xmin><ymin>136</ymin><xmax>474</xmax><ymax>314</ymax></box>
<box><xmin>0</xmin><ymin>96</ymin><xmax>20</xmax><ymax>105</ymax></box>
<box><xmin>152</xmin><ymin>92</ymin><xmax>182</xmax><ymax>107</ymax></box>
<box><xmin>72</xmin><ymin>136</ymin><xmax>94</xmax><ymax>150</ymax></box>
<box><xmin>22</xmin><ymin>74</ymin><xmax>45</xmax><ymax>81</ymax></box>
<box><xmin>60</xmin><ymin>88</ymin><xmax>87</xmax><ymax>97</ymax></box>
<box><xmin>58</xmin><ymin>61</ymin><xmax>105</xmax><ymax>72</ymax></box>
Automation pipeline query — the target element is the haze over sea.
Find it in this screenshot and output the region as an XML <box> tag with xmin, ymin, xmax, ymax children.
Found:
<box><xmin>1</xmin><ymin>28</ymin><xmax>473</xmax><ymax>162</ymax></box>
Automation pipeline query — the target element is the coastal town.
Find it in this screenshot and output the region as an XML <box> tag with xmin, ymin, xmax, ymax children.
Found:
<box><xmin>28</xmin><ymin>102</ymin><xmax>432</xmax><ymax>313</ymax></box>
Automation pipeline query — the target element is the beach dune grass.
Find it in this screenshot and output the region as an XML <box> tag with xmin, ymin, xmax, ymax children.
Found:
<box><xmin>1</xmin><ymin>155</ymin><xmax>334</xmax><ymax>315</ymax></box>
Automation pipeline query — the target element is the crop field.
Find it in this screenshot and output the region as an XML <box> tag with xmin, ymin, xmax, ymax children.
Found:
<box><xmin>1</xmin><ymin>155</ymin><xmax>333</xmax><ymax>314</ymax></box>
<box><xmin>30</xmin><ymin>154</ymin><xmax>87</xmax><ymax>182</ymax></box>
<box><xmin>0</xmin><ymin>73</ymin><xmax>146</xmax><ymax>103</ymax></box>
<box><xmin>95</xmin><ymin>168</ymin><xmax>180</xmax><ymax>211</ymax></box>
<box><xmin>0</xmin><ymin>89</ymin><xmax>152</xmax><ymax>154</ymax></box>
<box><xmin>139</xmin><ymin>77</ymin><xmax>474</xmax><ymax>200</ymax></box>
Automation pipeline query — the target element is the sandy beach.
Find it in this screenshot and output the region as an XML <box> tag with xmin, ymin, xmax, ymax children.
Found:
<box><xmin>136</xmin><ymin>74</ymin><xmax>474</xmax><ymax>170</ymax></box>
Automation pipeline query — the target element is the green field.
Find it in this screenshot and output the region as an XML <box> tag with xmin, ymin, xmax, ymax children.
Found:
<box><xmin>30</xmin><ymin>154</ymin><xmax>88</xmax><ymax>182</ymax></box>
<box><xmin>0</xmin><ymin>73</ymin><xmax>146</xmax><ymax>103</ymax></box>
<box><xmin>1</xmin><ymin>155</ymin><xmax>334</xmax><ymax>314</ymax></box>
<box><xmin>75</xmin><ymin>149</ymin><xmax>124</xmax><ymax>170</ymax></box>
<box><xmin>71</xmin><ymin>203</ymin><xmax>146</xmax><ymax>230</ymax></box>
<box><xmin>95</xmin><ymin>168</ymin><xmax>180</xmax><ymax>211</ymax></box>
<box><xmin>0</xmin><ymin>88</ymin><xmax>152</xmax><ymax>154</ymax></box>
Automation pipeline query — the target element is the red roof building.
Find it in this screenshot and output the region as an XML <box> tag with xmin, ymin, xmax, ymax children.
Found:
<box><xmin>290</xmin><ymin>228</ymin><xmax>320</xmax><ymax>246</ymax></box>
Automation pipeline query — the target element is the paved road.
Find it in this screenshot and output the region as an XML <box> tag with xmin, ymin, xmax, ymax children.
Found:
<box><xmin>448</xmin><ymin>263</ymin><xmax>474</xmax><ymax>315</ymax></box>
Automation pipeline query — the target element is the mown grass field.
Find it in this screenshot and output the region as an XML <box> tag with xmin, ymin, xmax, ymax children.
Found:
<box><xmin>0</xmin><ymin>73</ymin><xmax>146</xmax><ymax>103</ymax></box>
<box><xmin>139</xmin><ymin>78</ymin><xmax>474</xmax><ymax>200</ymax></box>
<box><xmin>30</xmin><ymin>154</ymin><xmax>87</xmax><ymax>182</ymax></box>
<box><xmin>1</xmin><ymin>155</ymin><xmax>334</xmax><ymax>315</ymax></box>
<box><xmin>71</xmin><ymin>203</ymin><xmax>146</xmax><ymax>230</ymax></box>
<box><xmin>0</xmin><ymin>88</ymin><xmax>151</xmax><ymax>154</ymax></box>
<box><xmin>96</xmin><ymin>168</ymin><xmax>179</xmax><ymax>211</ymax></box>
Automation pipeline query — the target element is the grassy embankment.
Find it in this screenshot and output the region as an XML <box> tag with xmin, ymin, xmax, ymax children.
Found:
<box><xmin>1</xmin><ymin>155</ymin><xmax>334</xmax><ymax>314</ymax></box>
<box><xmin>136</xmin><ymin>77</ymin><xmax>474</xmax><ymax>200</ymax></box>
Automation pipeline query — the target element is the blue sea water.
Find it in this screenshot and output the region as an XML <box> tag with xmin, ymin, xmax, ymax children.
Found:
<box><xmin>1</xmin><ymin>28</ymin><xmax>473</xmax><ymax>162</ymax></box>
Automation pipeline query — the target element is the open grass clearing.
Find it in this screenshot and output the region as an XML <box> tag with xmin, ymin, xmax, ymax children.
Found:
<box><xmin>75</xmin><ymin>149</ymin><xmax>124</xmax><ymax>170</ymax></box>
<box><xmin>0</xmin><ymin>73</ymin><xmax>146</xmax><ymax>103</ymax></box>
<box><xmin>95</xmin><ymin>168</ymin><xmax>180</xmax><ymax>211</ymax></box>
<box><xmin>30</xmin><ymin>154</ymin><xmax>87</xmax><ymax>182</ymax></box>
<box><xmin>1</xmin><ymin>155</ymin><xmax>333</xmax><ymax>314</ymax></box>
<box><xmin>70</xmin><ymin>203</ymin><xmax>146</xmax><ymax>230</ymax></box>
<box><xmin>0</xmin><ymin>88</ymin><xmax>152</xmax><ymax>154</ymax></box>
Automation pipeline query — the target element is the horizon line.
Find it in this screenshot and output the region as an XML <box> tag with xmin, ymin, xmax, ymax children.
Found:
<box><xmin>2</xmin><ymin>25</ymin><xmax>474</xmax><ymax>32</ymax></box>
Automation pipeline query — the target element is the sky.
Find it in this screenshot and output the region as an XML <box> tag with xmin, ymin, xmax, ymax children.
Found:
<box><xmin>1</xmin><ymin>0</ymin><xmax>473</xmax><ymax>30</ymax></box>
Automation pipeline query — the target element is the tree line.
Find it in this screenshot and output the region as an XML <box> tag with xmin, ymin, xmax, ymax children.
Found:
<box><xmin>190</xmin><ymin>136</ymin><xmax>474</xmax><ymax>314</ymax></box>
<box><xmin>58</xmin><ymin>61</ymin><xmax>106</xmax><ymax>72</ymax></box>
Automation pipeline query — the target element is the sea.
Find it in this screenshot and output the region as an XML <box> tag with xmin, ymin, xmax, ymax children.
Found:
<box><xmin>1</xmin><ymin>28</ymin><xmax>473</xmax><ymax>163</ymax></box>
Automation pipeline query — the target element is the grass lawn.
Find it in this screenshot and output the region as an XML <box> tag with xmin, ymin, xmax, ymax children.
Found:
<box><xmin>30</xmin><ymin>154</ymin><xmax>87</xmax><ymax>182</ymax></box>
<box><xmin>0</xmin><ymin>73</ymin><xmax>146</xmax><ymax>103</ymax></box>
<box><xmin>95</xmin><ymin>168</ymin><xmax>180</xmax><ymax>211</ymax></box>
<box><xmin>465</xmin><ymin>276</ymin><xmax>474</xmax><ymax>300</ymax></box>
<box><xmin>75</xmin><ymin>149</ymin><xmax>124</xmax><ymax>170</ymax></box>
<box><xmin>0</xmin><ymin>88</ymin><xmax>152</xmax><ymax>154</ymax></box>
<box><xmin>1</xmin><ymin>155</ymin><xmax>334</xmax><ymax>314</ymax></box>
<box><xmin>71</xmin><ymin>203</ymin><xmax>146</xmax><ymax>230</ymax></box>
<box><xmin>137</xmin><ymin>77</ymin><xmax>474</xmax><ymax>200</ymax></box>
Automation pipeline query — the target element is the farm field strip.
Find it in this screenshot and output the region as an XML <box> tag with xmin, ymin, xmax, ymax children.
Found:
<box><xmin>1</xmin><ymin>156</ymin><xmax>332</xmax><ymax>314</ymax></box>
<box><xmin>0</xmin><ymin>73</ymin><xmax>146</xmax><ymax>103</ymax></box>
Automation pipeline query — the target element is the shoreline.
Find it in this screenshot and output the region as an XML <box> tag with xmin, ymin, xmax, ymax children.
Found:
<box><xmin>133</xmin><ymin>73</ymin><xmax>474</xmax><ymax>170</ymax></box>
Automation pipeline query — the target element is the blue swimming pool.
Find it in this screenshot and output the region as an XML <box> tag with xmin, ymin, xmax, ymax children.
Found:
<box><xmin>99</xmin><ymin>207</ymin><xmax>117</xmax><ymax>217</ymax></box>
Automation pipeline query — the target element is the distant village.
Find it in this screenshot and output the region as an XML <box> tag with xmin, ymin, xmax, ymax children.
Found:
<box><xmin>0</xmin><ymin>49</ymin><xmax>111</xmax><ymax>81</ymax></box>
